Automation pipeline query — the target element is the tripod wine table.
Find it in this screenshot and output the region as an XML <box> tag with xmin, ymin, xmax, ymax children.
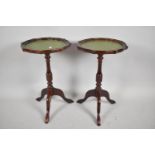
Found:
<box><xmin>77</xmin><ymin>38</ymin><xmax>128</xmax><ymax>126</ymax></box>
<box><xmin>21</xmin><ymin>37</ymin><xmax>73</xmax><ymax>124</ymax></box>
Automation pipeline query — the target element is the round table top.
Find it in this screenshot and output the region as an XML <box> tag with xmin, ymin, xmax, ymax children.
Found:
<box><xmin>21</xmin><ymin>37</ymin><xmax>70</xmax><ymax>54</ymax></box>
<box><xmin>78</xmin><ymin>38</ymin><xmax>128</xmax><ymax>54</ymax></box>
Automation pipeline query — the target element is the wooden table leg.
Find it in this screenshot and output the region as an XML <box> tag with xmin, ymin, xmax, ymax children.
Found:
<box><xmin>52</xmin><ymin>87</ymin><xmax>73</xmax><ymax>103</ymax></box>
<box><xmin>77</xmin><ymin>54</ymin><xmax>116</xmax><ymax>126</ymax></box>
<box><xmin>45</xmin><ymin>94</ymin><xmax>51</xmax><ymax>123</ymax></box>
<box><xmin>36</xmin><ymin>88</ymin><xmax>47</xmax><ymax>101</ymax></box>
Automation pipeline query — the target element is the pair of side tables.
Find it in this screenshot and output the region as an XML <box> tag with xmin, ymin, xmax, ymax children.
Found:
<box><xmin>21</xmin><ymin>37</ymin><xmax>128</xmax><ymax>126</ymax></box>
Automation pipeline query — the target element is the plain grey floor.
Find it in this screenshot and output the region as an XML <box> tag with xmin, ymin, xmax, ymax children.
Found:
<box><xmin>0</xmin><ymin>26</ymin><xmax>155</xmax><ymax>128</ymax></box>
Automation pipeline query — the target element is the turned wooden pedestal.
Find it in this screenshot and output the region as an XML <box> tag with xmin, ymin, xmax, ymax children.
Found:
<box><xmin>36</xmin><ymin>53</ymin><xmax>73</xmax><ymax>123</ymax></box>
<box><xmin>77</xmin><ymin>54</ymin><xmax>115</xmax><ymax>126</ymax></box>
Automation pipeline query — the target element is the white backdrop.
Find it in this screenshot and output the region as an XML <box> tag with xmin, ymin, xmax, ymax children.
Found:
<box><xmin>0</xmin><ymin>26</ymin><xmax>155</xmax><ymax>128</ymax></box>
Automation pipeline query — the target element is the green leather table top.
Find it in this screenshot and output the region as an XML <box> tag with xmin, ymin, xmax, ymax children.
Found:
<box><xmin>79</xmin><ymin>40</ymin><xmax>123</xmax><ymax>51</ymax></box>
<box><xmin>22</xmin><ymin>39</ymin><xmax>68</xmax><ymax>51</ymax></box>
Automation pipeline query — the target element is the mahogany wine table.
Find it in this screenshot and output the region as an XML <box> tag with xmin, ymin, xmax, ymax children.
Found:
<box><xmin>21</xmin><ymin>37</ymin><xmax>73</xmax><ymax>123</ymax></box>
<box><xmin>77</xmin><ymin>38</ymin><xmax>128</xmax><ymax>126</ymax></box>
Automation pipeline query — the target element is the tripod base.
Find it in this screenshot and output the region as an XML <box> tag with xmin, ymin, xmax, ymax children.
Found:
<box><xmin>77</xmin><ymin>88</ymin><xmax>115</xmax><ymax>104</ymax></box>
<box><xmin>77</xmin><ymin>88</ymin><xmax>116</xmax><ymax>126</ymax></box>
<box><xmin>36</xmin><ymin>87</ymin><xmax>73</xmax><ymax>103</ymax></box>
<box><xmin>36</xmin><ymin>87</ymin><xmax>74</xmax><ymax>123</ymax></box>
